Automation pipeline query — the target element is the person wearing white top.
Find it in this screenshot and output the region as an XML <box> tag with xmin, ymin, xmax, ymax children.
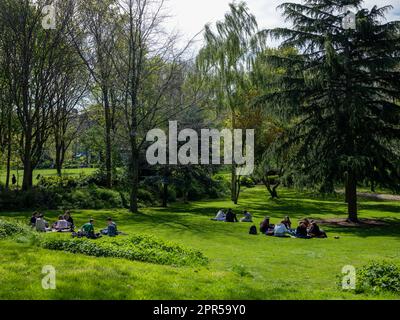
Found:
<box><xmin>35</xmin><ymin>215</ymin><xmax>50</xmax><ymax>232</ymax></box>
<box><xmin>274</xmin><ymin>221</ymin><xmax>290</xmax><ymax>237</ymax></box>
<box><xmin>212</xmin><ymin>210</ymin><xmax>226</xmax><ymax>221</ymax></box>
<box><xmin>54</xmin><ymin>215</ymin><xmax>71</xmax><ymax>231</ymax></box>
<box><xmin>240</xmin><ymin>211</ymin><xmax>253</xmax><ymax>222</ymax></box>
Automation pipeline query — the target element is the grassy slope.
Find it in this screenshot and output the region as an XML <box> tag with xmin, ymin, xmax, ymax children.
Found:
<box><xmin>0</xmin><ymin>186</ymin><xmax>399</xmax><ymax>300</ymax></box>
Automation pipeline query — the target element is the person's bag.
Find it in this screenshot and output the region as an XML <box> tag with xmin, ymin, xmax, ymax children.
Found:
<box><xmin>249</xmin><ymin>225</ymin><xmax>258</xmax><ymax>235</ymax></box>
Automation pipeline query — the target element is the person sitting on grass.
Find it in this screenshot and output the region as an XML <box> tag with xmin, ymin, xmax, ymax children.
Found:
<box><xmin>35</xmin><ymin>214</ymin><xmax>51</xmax><ymax>232</ymax></box>
<box><xmin>295</xmin><ymin>221</ymin><xmax>310</xmax><ymax>239</ymax></box>
<box><xmin>53</xmin><ymin>215</ymin><xmax>72</xmax><ymax>232</ymax></box>
<box><xmin>30</xmin><ymin>212</ymin><xmax>39</xmax><ymax>227</ymax></box>
<box><xmin>101</xmin><ymin>217</ymin><xmax>118</xmax><ymax>237</ymax></box>
<box><xmin>211</xmin><ymin>209</ymin><xmax>226</xmax><ymax>221</ymax></box>
<box><xmin>225</xmin><ymin>209</ymin><xmax>238</xmax><ymax>223</ymax></box>
<box><xmin>308</xmin><ymin>221</ymin><xmax>327</xmax><ymax>238</ymax></box>
<box><xmin>283</xmin><ymin>216</ymin><xmax>292</xmax><ymax>230</ymax></box>
<box><xmin>260</xmin><ymin>216</ymin><xmax>274</xmax><ymax>234</ymax></box>
<box><xmin>302</xmin><ymin>218</ymin><xmax>311</xmax><ymax>228</ymax></box>
<box><xmin>240</xmin><ymin>210</ymin><xmax>253</xmax><ymax>223</ymax></box>
<box><xmin>80</xmin><ymin>219</ymin><xmax>101</xmax><ymax>239</ymax></box>
<box><xmin>273</xmin><ymin>220</ymin><xmax>291</xmax><ymax>237</ymax></box>
<box><xmin>64</xmin><ymin>211</ymin><xmax>75</xmax><ymax>231</ymax></box>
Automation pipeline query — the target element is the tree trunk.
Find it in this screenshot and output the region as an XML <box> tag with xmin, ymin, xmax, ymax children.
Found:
<box><xmin>346</xmin><ymin>171</ymin><xmax>358</xmax><ymax>222</ymax></box>
<box><xmin>5</xmin><ymin>114</ymin><xmax>12</xmax><ymax>190</ymax></box>
<box><xmin>55</xmin><ymin>144</ymin><xmax>62</xmax><ymax>177</ymax></box>
<box><xmin>162</xmin><ymin>182</ymin><xmax>168</xmax><ymax>207</ymax></box>
<box><xmin>231</xmin><ymin>164</ymin><xmax>237</xmax><ymax>202</ymax></box>
<box><xmin>344</xmin><ymin>172</ymin><xmax>349</xmax><ymax>203</ymax></box>
<box><xmin>230</xmin><ymin>109</ymin><xmax>237</xmax><ymax>202</ymax></box>
<box><xmin>22</xmin><ymin>159</ymin><xmax>33</xmax><ymax>191</ymax></box>
<box><xmin>129</xmin><ymin>135</ymin><xmax>139</xmax><ymax>213</ymax></box>
<box><xmin>103</xmin><ymin>89</ymin><xmax>113</xmax><ymax>189</ymax></box>
<box><xmin>22</xmin><ymin>134</ymin><xmax>33</xmax><ymax>191</ymax></box>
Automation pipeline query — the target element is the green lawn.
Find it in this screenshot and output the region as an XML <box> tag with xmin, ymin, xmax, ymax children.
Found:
<box><xmin>0</xmin><ymin>168</ymin><xmax>97</xmax><ymax>186</ymax></box>
<box><xmin>0</xmin><ymin>186</ymin><xmax>399</xmax><ymax>300</ymax></box>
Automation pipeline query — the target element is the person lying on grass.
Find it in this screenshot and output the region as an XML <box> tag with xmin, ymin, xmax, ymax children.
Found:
<box><xmin>211</xmin><ymin>209</ymin><xmax>226</xmax><ymax>221</ymax></box>
<box><xmin>273</xmin><ymin>220</ymin><xmax>293</xmax><ymax>237</ymax></box>
<box><xmin>240</xmin><ymin>210</ymin><xmax>253</xmax><ymax>223</ymax></box>
<box><xmin>308</xmin><ymin>221</ymin><xmax>327</xmax><ymax>238</ymax></box>
<box><xmin>101</xmin><ymin>217</ymin><xmax>119</xmax><ymax>237</ymax></box>
<box><xmin>295</xmin><ymin>221</ymin><xmax>310</xmax><ymax>239</ymax></box>
<box><xmin>52</xmin><ymin>215</ymin><xmax>72</xmax><ymax>232</ymax></box>
<box><xmin>282</xmin><ymin>216</ymin><xmax>292</xmax><ymax>230</ymax></box>
<box><xmin>225</xmin><ymin>209</ymin><xmax>238</xmax><ymax>223</ymax></box>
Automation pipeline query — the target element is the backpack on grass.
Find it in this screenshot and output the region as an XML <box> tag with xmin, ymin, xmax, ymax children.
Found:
<box><xmin>249</xmin><ymin>225</ymin><xmax>258</xmax><ymax>235</ymax></box>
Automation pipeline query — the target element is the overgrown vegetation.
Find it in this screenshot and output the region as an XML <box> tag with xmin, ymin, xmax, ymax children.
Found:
<box><xmin>356</xmin><ymin>261</ymin><xmax>400</xmax><ymax>294</ymax></box>
<box><xmin>40</xmin><ymin>234</ymin><xmax>208</xmax><ymax>267</ymax></box>
<box><xmin>0</xmin><ymin>219</ymin><xmax>29</xmax><ymax>239</ymax></box>
<box><xmin>0</xmin><ymin>218</ymin><xmax>208</xmax><ymax>267</ymax></box>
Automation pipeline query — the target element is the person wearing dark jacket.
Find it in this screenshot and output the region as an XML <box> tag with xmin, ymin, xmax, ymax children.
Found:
<box><xmin>225</xmin><ymin>209</ymin><xmax>238</xmax><ymax>223</ymax></box>
<box><xmin>64</xmin><ymin>211</ymin><xmax>75</xmax><ymax>230</ymax></box>
<box><xmin>308</xmin><ymin>221</ymin><xmax>327</xmax><ymax>238</ymax></box>
<box><xmin>30</xmin><ymin>212</ymin><xmax>39</xmax><ymax>227</ymax></box>
<box><xmin>295</xmin><ymin>222</ymin><xmax>309</xmax><ymax>239</ymax></box>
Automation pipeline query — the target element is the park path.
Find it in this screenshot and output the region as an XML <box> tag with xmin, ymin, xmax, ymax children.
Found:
<box><xmin>337</xmin><ymin>190</ymin><xmax>400</xmax><ymax>201</ymax></box>
<box><xmin>356</xmin><ymin>192</ymin><xmax>400</xmax><ymax>201</ymax></box>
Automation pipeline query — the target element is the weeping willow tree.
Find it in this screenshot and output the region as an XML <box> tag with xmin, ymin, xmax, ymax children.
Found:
<box><xmin>196</xmin><ymin>1</ymin><xmax>265</xmax><ymax>204</ymax></box>
<box><xmin>261</xmin><ymin>0</ymin><xmax>400</xmax><ymax>222</ymax></box>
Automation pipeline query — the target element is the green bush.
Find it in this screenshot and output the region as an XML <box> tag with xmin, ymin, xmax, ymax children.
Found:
<box><xmin>38</xmin><ymin>176</ymin><xmax>79</xmax><ymax>188</ymax></box>
<box><xmin>40</xmin><ymin>234</ymin><xmax>208</xmax><ymax>267</ymax></box>
<box><xmin>0</xmin><ymin>219</ymin><xmax>32</xmax><ymax>239</ymax></box>
<box><xmin>240</xmin><ymin>176</ymin><xmax>256</xmax><ymax>188</ymax></box>
<box><xmin>0</xmin><ymin>186</ymin><xmax>124</xmax><ymax>210</ymax></box>
<box><xmin>137</xmin><ymin>189</ymin><xmax>157</xmax><ymax>205</ymax></box>
<box><xmin>356</xmin><ymin>261</ymin><xmax>400</xmax><ymax>294</ymax></box>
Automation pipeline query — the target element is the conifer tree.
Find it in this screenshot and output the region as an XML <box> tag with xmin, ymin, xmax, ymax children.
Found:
<box><xmin>262</xmin><ymin>0</ymin><xmax>400</xmax><ymax>221</ymax></box>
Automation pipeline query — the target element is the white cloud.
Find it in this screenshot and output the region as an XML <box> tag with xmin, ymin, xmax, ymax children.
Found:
<box><xmin>165</xmin><ymin>0</ymin><xmax>400</xmax><ymax>49</ymax></box>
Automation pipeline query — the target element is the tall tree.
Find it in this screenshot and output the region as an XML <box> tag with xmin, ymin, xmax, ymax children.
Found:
<box><xmin>0</xmin><ymin>0</ymin><xmax>75</xmax><ymax>190</ymax></box>
<box><xmin>197</xmin><ymin>2</ymin><xmax>265</xmax><ymax>204</ymax></box>
<box><xmin>69</xmin><ymin>0</ymin><xmax>119</xmax><ymax>188</ymax></box>
<box><xmin>262</xmin><ymin>0</ymin><xmax>400</xmax><ymax>221</ymax></box>
<box><xmin>113</xmin><ymin>0</ymin><xmax>202</xmax><ymax>213</ymax></box>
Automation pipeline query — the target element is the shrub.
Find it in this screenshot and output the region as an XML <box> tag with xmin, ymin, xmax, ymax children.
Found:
<box><xmin>38</xmin><ymin>176</ymin><xmax>79</xmax><ymax>189</ymax></box>
<box><xmin>137</xmin><ymin>189</ymin><xmax>156</xmax><ymax>205</ymax></box>
<box><xmin>240</xmin><ymin>176</ymin><xmax>256</xmax><ymax>188</ymax></box>
<box><xmin>0</xmin><ymin>187</ymin><xmax>124</xmax><ymax>210</ymax></box>
<box><xmin>356</xmin><ymin>261</ymin><xmax>400</xmax><ymax>294</ymax></box>
<box><xmin>0</xmin><ymin>219</ymin><xmax>32</xmax><ymax>239</ymax></box>
<box><xmin>40</xmin><ymin>234</ymin><xmax>208</xmax><ymax>267</ymax></box>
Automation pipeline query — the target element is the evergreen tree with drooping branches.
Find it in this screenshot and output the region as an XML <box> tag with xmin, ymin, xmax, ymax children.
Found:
<box><xmin>261</xmin><ymin>0</ymin><xmax>400</xmax><ymax>221</ymax></box>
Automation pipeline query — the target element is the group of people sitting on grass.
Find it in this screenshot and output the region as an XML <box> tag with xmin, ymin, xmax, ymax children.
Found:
<box><xmin>30</xmin><ymin>211</ymin><xmax>75</xmax><ymax>232</ymax></box>
<box><xmin>257</xmin><ymin>216</ymin><xmax>327</xmax><ymax>239</ymax></box>
<box><xmin>211</xmin><ymin>209</ymin><xmax>327</xmax><ymax>239</ymax></box>
<box><xmin>29</xmin><ymin>211</ymin><xmax>121</xmax><ymax>238</ymax></box>
<box><xmin>211</xmin><ymin>209</ymin><xmax>253</xmax><ymax>223</ymax></box>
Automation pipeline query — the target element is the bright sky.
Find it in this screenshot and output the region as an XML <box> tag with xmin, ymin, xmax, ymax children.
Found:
<box><xmin>165</xmin><ymin>0</ymin><xmax>400</xmax><ymax>50</ymax></box>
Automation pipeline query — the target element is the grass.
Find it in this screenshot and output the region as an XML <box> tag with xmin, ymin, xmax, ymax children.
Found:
<box><xmin>0</xmin><ymin>186</ymin><xmax>399</xmax><ymax>300</ymax></box>
<box><xmin>0</xmin><ymin>168</ymin><xmax>97</xmax><ymax>186</ymax></box>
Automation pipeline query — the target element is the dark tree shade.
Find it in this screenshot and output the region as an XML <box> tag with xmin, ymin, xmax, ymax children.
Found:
<box><xmin>261</xmin><ymin>0</ymin><xmax>400</xmax><ymax>221</ymax></box>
